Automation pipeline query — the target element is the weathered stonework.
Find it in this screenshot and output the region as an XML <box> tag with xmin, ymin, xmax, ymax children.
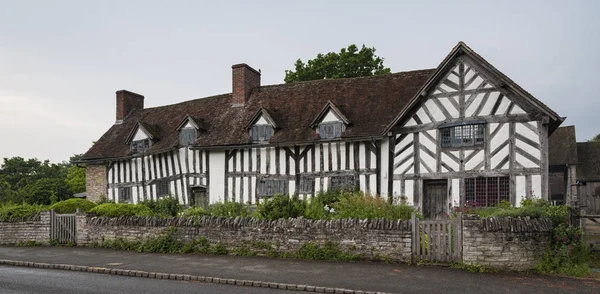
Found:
<box><xmin>80</xmin><ymin>216</ymin><xmax>414</xmax><ymax>262</ymax></box>
<box><xmin>0</xmin><ymin>211</ymin><xmax>51</xmax><ymax>245</ymax></box>
<box><xmin>462</xmin><ymin>215</ymin><xmax>553</xmax><ymax>270</ymax></box>
<box><xmin>86</xmin><ymin>164</ymin><xmax>107</xmax><ymax>203</ymax></box>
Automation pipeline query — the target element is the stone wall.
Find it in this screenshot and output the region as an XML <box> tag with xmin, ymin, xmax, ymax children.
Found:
<box><xmin>462</xmin><ymin>216</ymin><xmax>553</xmax><ymax>270</ymax></box>
<box><xmin>86</xmin><ymin>164</ymin><xmax>107</xmax><ymax>203</ymax></box>
<box><xmin>0</xmin><ymin>211</ymin><xmax>51</xmax><ymax>245</ymax></box>
<box><xmin>79</xmin><ymin>216</ymin><xmax>413</xmax><ymax>262</ymax></box>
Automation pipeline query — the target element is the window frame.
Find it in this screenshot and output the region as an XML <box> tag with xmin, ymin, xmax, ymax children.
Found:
<box><xmin>118</xmin><ymin>187</ymin><xmax>132</xmax><ymax>203</ymax></box>
<box><xmin>131</xmin><ymin>139</ymin><xmax>150</xmax><ymax>154</ymax></box>
<box><xmin>318</xmin><ymin>121</ymin><xmax>343</xmax><ymax>139</ymax></box>
<box><xmin>440</xmin><ymin>123</ymin><xmax>485</xmax><ymax>148</ymax></box>
<box><xmin>329</xmin><ymin>175</ymin><xmax>355</xmax><ymax>191</ymax></box>
<box><xmin>257</xmin><ymin>178</ymin><xmax>287</xmax><ymax>197</ymax></box>
<box><xmin>251</xmin><ymin>124</ymin><xmax>273</xmax><ymax>143</ymax></box>
<box><xmin>179</xmin><ymin>127</ymin><xmax>197</xmax><ymax>146</ymax></box>
<box><xmin>464</xmin><ymin>176</ymin><xmax>510</xmax><ymax>207</ymax></box>
<box><xmin>298</xmin><ymin>176</ymin><xmax>315</xmax><ymax>194</ymax></box>
<box><xmin>156</xmin><ymin>179</ymin><xmax>170</xmax><ymax>198</ymax></box>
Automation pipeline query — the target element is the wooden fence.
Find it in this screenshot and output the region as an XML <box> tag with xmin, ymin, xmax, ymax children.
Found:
<box><xmin>411</xmin><ymin>213</ymin><xmax>462</xmax><ymax>263</ymax></box>
<box><xmin>50</xmin><ymin>210</ymin><xmax>77</xmax><ymax>244</ymax></box>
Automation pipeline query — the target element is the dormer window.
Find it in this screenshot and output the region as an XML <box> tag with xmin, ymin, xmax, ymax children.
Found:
<box><xmin>126</xmin><ymin>121</ymin><xmax>158</xmax><ymax>155</ymax></box>
<box><xmin>246</xmin><ymin>108</ymin><xmax>277</xmax><ymax>144</ymax></box>
<box><xmin>176</xmin><ymin>115</ymin><xmax>203</xmax><ymax>147</ymax></box>
<box><xmin>252</xmin><ymin>124</ymin><xmax>273</xmax><ymax>142</ymax></box>
<box><xmin>131</xmin><ymin>139</ymin><xmax>150</xmax><ymax>154</ymax></box>
<box><xmin>311</xmin><ymin>101</ymin><xmax>350</xmax><ymax>140</ymax></box>
<box><xmin>319</xmin><ymin>121</ymin><xmax>343</xmax><ymax>139</ymax></box>
<box><xmin>180</xmin><ymin>128</ymin><xmax>197</xmax><ymax>146</ymax></box>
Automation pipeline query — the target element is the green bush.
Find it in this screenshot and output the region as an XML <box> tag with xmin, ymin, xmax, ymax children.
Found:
<box><xmin>0</xmin><ymin>203</ymin><xmax>49</xmax><ymax>222</ymax></box>
<box><xmin>50</xmin><ymin>198</ymin><xmax>96</xmax><ymax>214</ymax></box>
<box><xmin>468</xmin><ymin>199</ymin><xmax>569</xmax><ymax>226</ymax></box>
<box><xmin>290</xmin><ymin>241</ymin><xmax>358</xmax><ymax>261</ymax></box>
<box><xmin>257</xmin><ymin>194</ymin><xmax>306</xmax><ymax>220</ymax></box>
<box><xmin>89</xmin><ymin>203</ymin><xmax>153</xmax><ymax>217</ymax></box>
<box><xmin>304</xmin><ymin>190</ymin><xmax>348</xmax><ymax>220</ymax></box>
<box><xmin>332</xmin><ymin>193</ymin><xmax>416</xmax><ymax>220</ymax></box>
<box><xmin>181</xmin><ymin>237</ymin><xmax>210</xmax><ymax>254</ymax></box>
<box><xmin>140</xmin><ymin>197</ymin><xmax>181</xmax><ymax>217</ymax></box>
<box><xmin>137</xmin><ymin>227</ymin><xmax>183</xmax><ymax>253</ymax></box>
<box><xmin>536</xmin><ymin>224</ymin><xmax>591</xmax><ymax>276</ymax></box>
<box><xmin>210</xmin><ymin>201</ymin><xmax>251</xmax><ymax>218</ymax></box>
<box><xmin>182</xmin><ymin>207</ymin><xmax>211</xmax><ymax>217</ymax></box>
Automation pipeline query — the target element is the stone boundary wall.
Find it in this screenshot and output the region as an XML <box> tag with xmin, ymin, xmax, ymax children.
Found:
<box><xmin>0</xmin><ymin>211</ymin><xmax>51</xmax><ymax>245</ymax></box>
<box><xmin>78</xmin><ymin>216</ymin><xmax>414</xmax><ymax>262</ymax></box>
<box><xmin>462</xmin><ymin>215</ymin><xmax>553</xmax><ymax>270</ymax></box>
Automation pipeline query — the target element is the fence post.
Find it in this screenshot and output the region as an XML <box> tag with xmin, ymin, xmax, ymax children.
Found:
<box><xmin>411</xmin><ymin>212</ymin><xmax>417</xmax><ymax>264</ymax></box>
<box><xmin>457</xmin><ymin>212</ymin><xmax>463</xmax><ymax>262</ymax></box>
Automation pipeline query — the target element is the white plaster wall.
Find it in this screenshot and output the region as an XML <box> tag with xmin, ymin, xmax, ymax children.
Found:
<box><xmin>452</xmin><ymin>179</ymin><xmax>460</xmax><ymax>207</ymax></box>
<box><xmin>464</xmin><ymin>150</ymin><xmax>484</xmax><ymax>170</ymax></box>
<box><xmin>133</xmin><ymin>128</ymin><xmax>149</xmax><ymax>141</ymax></box>
<box><xmin>531</xmin><ymin>175</ymin><xmax>542</xmax><ymax>199</ymax></box>
<box><xmin>380</xmin><ymin>139</ymin><xmax>390</xmax><ymax>198</ymax></box>
<box><xmin>405</xmin><ymin>180</ymin><xmax>414</xmax><ymax>205</ymax></box>
<box><xmin>516</xmin><ymin>175</ymin><xmax>526</xmax><ymax>207</ymax></box>
<box><xmin>209</xmin><ymin>150</ymin><xmax>226</xmax><ymax>203</ymax></box>
<box><xmin>254</xmin><ymin>116</ymin><xmax>269</xmax><ymax>125</ymax></box>
<box><xmin>321</xmin><ymin>110</ymin><xmax>341</xmax><ymax>123</ymax></box>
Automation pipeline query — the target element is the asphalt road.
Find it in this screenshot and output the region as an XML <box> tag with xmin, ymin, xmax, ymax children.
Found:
<box><xmin>0</xmin><ymin>266</ymin><xmax>292</xmax><ymax>294</ymax></box>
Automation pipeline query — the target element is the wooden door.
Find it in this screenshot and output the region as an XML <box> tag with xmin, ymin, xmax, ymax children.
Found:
<box><xmin>423</xmin><ymin>180</ymin><xmax>448</xmax><ymax>220</ymax></box>
<box><xmin>191</xmin><ymin>187</ymin><xmax>208</xmax><ymax>209</ymax></box>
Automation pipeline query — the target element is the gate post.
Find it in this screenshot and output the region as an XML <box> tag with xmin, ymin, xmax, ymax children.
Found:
<box><xmin>411</xmin><ymin>213</ymin><xmax>417</xmax><ymax>264</ymax></box>
<box><xmin>456</xmin><ymin>212</ymin><xmax>463</xmax><ymax>262</ymax></box>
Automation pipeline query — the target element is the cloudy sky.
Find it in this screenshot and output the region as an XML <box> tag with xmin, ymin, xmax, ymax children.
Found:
<box><xmin>0</xmin><ymin>0</ymin><xmax>598</xmax><ymax>163</ymax></box>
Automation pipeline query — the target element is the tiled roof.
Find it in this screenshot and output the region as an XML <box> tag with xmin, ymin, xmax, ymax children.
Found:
<box><xmin>83</xmin><ymin>69</ymin><xmax>435</xmax><ymax>160</ymax></box>
<box><xmin>577</xmin><ymin>142</ymin><xmax>600</xmax><ymax>181</ymax></box>
<box><xmin>548</xmin><ymin>126</ymin><xmax>578</xmax><ymax>165</ymax></box>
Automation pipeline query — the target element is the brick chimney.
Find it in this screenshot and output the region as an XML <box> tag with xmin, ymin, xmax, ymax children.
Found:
<box><xmin>115</xmin><ymin>90</ymin><xmax>144</xmax><ymax>124</ymax></box>
<box><xmin>232</xmin><ymin>63</ymin><xmax>260</xmax><ymax>106</ymax></box>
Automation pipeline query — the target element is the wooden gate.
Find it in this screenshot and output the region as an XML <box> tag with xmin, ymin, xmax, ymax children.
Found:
<box><xmin>50</xmin><ymin>210</ymin><xmax>77</xmax><ymax>244</ymax></box>
<box><xmin>412</xmin><ymin>213</ymin><xmax>462</xmax><ymax>263</ymax></box>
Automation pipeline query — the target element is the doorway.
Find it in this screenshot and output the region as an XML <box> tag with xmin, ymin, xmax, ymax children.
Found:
<box><xmin>190</xmin><ymin>186</ymin><xmax>208</xmax><ymax>208</ymax></box>
<box><xmin>423</xmin><ymin>180</ymin><xmax>448</xmax><ymax>219</ymax></box>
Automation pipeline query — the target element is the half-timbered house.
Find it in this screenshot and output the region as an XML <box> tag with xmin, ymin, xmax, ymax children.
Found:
<box><xmin>82</xmin><ymin>42</ymin><xmax>563</xmax><ymax>219</ymax></box>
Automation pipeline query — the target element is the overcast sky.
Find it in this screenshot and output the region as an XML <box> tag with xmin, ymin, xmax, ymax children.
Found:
<box><xmin>0</xmin><ymin>0</ymin><xmax>598</xmax><ymax>163</ymax></box>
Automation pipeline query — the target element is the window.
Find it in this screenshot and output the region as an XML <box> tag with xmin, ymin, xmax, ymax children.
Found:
<box><xmin>118</xmin><ymin>187</ymin><xmax>132</xmax><ymax>203</ymax></box>
<box><xmin>179</xmin><ymin>128</ymin><xmax>197</xmax><ymax>146</ymax></box>
<box><xmin>298</xmin><ymin>176</ymin><xmax>315</xmax><ymax>194</ymax></box>
<box><xmin>440</xmin><ymin>124</ymin><xmax>485</xmax><ymax>148</ymax></box>
<box><xmin>156</xmin><ymin>180</ymin><xmax>170</xmax><ymax>197</ymax></box>
<box><xmin>465</xmin><ymin>177</ymin><xmax>509</xmax><ymax>207</ymax></box>
<box><xmin>257</xmin><ymin>179</ymin><xmax>287</xmax><ymax>197</ymax></box>
<box><xmin>131</xmin><ymin>139</ymin><xmax>150</xmax><ymax>154</ymax></box>
<box><xmin>319</xmin><ymin>122</ymin><xmax>343</xmax><ymax>139</ymax></box>
<box><xmin>251</xmin><ymin>125</ymin><xmax>273</xmax><ymax>143</ymax></box>
<box><xmin>329</xmin><ymin>175</ymin><xmax>355</xmax><ymax>191</ymax></box>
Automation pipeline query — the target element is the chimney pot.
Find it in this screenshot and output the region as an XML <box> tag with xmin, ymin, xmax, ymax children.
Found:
<box><xmin>232</xmin><ymin>64</ymin><xmax>261</xmax><ymax>106</ymax></box>
<box><xmin>116</xmin><ymin>90</ymin><xmax>144</xmax><ymax>124</ymax></box>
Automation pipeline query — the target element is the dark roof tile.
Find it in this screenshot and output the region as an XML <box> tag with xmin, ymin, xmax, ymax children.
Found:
<box><xmin>548</xmin><ymin>126</ymin><xmax>578</xmax><ymax>165</ymax></box>
<box><xmin>577</xmin><ymin>142</ymin><xmax>600</xmax><ymax>181</ymax></box>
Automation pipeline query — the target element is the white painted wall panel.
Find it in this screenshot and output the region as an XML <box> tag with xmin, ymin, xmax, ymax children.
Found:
<box><xmin>380</xmin><ymin>139</ymin><xmax>389</xmax><ymax>197</ymax></box>
<box><xmin>516</xmin><ymin>123</ymin><xmax>540</xmax><ymax>143</ymax></box>
<box><xmin>321</xmin><ymin>110</ymin><xmax>341</xmax><ymax>123</ymax></box>
<box><xmin>516</xmin><ymin>176</ymin><xmax>526</xmax><ymax>207</ymax></box>
<box><xmin>465</xmin><ymin>151</ymin><xmax>484</xmax><ymax>170</ymax></box>
<box><xmin>425</xmin><ymin>99</ymin><xmax>445</xmax><ymax>122</ymax></box>
<box><xmin>209</xmin><ymin>150</ymin><xmax>225</xmax><ymax>203</ymax></box>
<box><xmin>133</xmin><ymin>128</ymin><xmax>149</xmax><ymax>141</ymax></box>
<box><xmin>531</xmin><ymin>175</ymin><xmax>542</xmax><ymax>199</ymax></box>
<box><xmin>405</xmin><ymin>180</ymin><xmax>414</xmax><ymax>205</ymax></box>
<box><xmin>416</xmin><ymin>108</ymin><xmax>431</xmax><ymax>123</ymax></box>
<box><xmin>465</xmin><ymin>93</ymin><xmax>483</xmax><ymax>117</ymax></box>
<box><xmin>439</xmin><ymin>97</ymin><xmax>459</xmax><ymax>118</ymax></box>
<box><xmin>452</xmin><ymin>179</ymin><xmax>460</xmax><ymax>207</ymax></box>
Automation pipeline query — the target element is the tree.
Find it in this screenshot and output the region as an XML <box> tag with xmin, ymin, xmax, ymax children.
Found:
<box><xmin>590</xmin><ymin>134</ymin><xmax>600</xmax><ymax>142</ymax></box>
<box><xmin>284</xmin><ymin>44</ymin><xmax>391</xmax><ymax>83</ymax></box>
<box><xmin>66</xmin><ymin>165</ymin><xmax>86</xmax><ymax>194</ymax></box>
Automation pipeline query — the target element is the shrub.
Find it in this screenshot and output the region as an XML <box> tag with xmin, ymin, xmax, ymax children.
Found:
<box><xmin>304</xmin><ymin>191</ymin><xmax>348</xmax><ymax>220</ymax></box>
<box><xmin>137</xmin><ymin>227</ymin><xmax>183</xmax><ymax>253</ymax></box>
<box><xmin>181</xmin><ymin>237</ymin><xmax>210</xmax><ymax>254</ymax></box>
<box><xmin>257</xmin><ymin>194</ymin><xmax>306</xmax><ymax>220</ymax></box>
<box><xmin>0</xmin><ymin>203</ymin><xmax>49</xmax><ymax>222</ymax></box>
<box><xmin>140</xmin><ymin>197</ymin><xmax>181</xmax><ymax>217</ymax></box>
<box><xmin>211</xmin><ymin>242</ymin><xmax>228</xmax><ymax>255</ymax></box>
<box><xmin>182</xmin><ymin>207</ymin><xmax>211</xmax><ymax>217</ymax></box>
<box><xmin>468</xmin><ymin>199</ymin><xmax>569</xmax><ymax>226</ymax></box>
<box><xmin>536</xmin><ymin>224</ymin><xmax>591</xmax><ymax>276</ymax></box>
<box><xmin>50</xmin><ymin>198</ymin><xmax>96</xmax><ymax>214</ymax></box>
<box><xmin>291</xmin><ymin>241</ymin><xmax>358</xmax><ymax>261</ymax></box>
<box><xmin>89</xmin><ymin>203</ymin><xmax>153</xmax><ymax>217</ymax></box>
<box><xmin>210</xmin><ymin>201</ymin><xmax>251</xmax><ymax>218</ymax></box>
<box><xmin>332</xmin><ymin>193</ymin><xmax>416</xmax><ymax>220</ymax></box>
